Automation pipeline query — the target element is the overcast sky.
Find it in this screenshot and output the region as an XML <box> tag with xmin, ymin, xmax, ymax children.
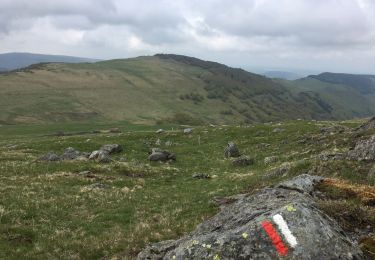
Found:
<box><xmin>1</xmin><ymin>0</ymin><xmax>375</xmax><ymax>74</ymax></box>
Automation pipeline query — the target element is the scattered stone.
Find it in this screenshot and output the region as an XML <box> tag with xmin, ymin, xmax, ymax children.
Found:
<box><xmin>277</xmin><ymin>174</ymin><xmax>324</xmax><ymax>193</ymax></box>
<box><xmin>155</xmin><ymin>138</ymin><xmax>161</xmax><ymax>146</ymax></box>
<box><xmin>109</xmin><ymin>127</ymin><xmax>122</xmax><ymax>133</ymax></box>
<box><xmin>148</xmin><ymin>149</ymin><xmax>176</xmax><ymax>162</ymax></box>
<box><xmin>61</xmin><ymin>147</ymin><xmax>81</xmax><ymax>160</ymax></box>
<box><xmin>320</xmin><ymin>125</ymin><xmax>347</xmax><ymax>135</ymax></box>
<box><xmin>38</xmin><ymin>152</ymin><xmax>61</xmax><ymax>161</ymax></box>
<box><xmin>224</xmin><ymin>142</ymin><xmax>240</xmax><ymax>158</ymax></box>
<box><xmin>99</xmin><ymin>144</ymin><xmax>123</xmax><ymax>154</ymax></box>
<box><xmin>318</xmin><ymin>151</ymin><xmax>345</xmax><ymax>161</ymax></box>
<box><xmin>89</xmin><ymin>183</ymin><xmax>110</xmax><ymax>190</ymax></box>
<box><xmin>192</xmin><ymin>173</ymin><xmax>211</xmax><ymax>179</ymax></box>
<box><xmin>347</xmin><ymin>134</ymin><xmax>375</xmax><ymax>161</ymax></box>
<box><xmin>165</xmin><ymin>140</ymin><xmax>172</xmax><ymax>146</ymax></box>
<box><xmin>78</xmin><ymin>171</ymin><xmax>96</xmax><ymax>178</ymax></box>
<box><xmin>232</xmin><ymin>156</ymin><xmax>254</xmax><ymax>166</ymax></box>
<box><xmin>156</xmin><ymin>129</ymin><xmax>164</xmax><ymax>134</ymax></box>
<box><xmin>183</xmin><ymin>128</ymin><xmax>193</xmax><ymax>134</ymax></box>
<box><xmin>97</xmin><ymin>152</ymin><xmax>111</xmax><ymax>163</ymax></box>
<box><xmin>138</xmin><ymin>174</ymin><xmax>363</xmax><ymax>259</ymax></box>
<box><xmin>264</xmin><ymin>156</ymin><xmax>278</xmax><ymax>165</ymax></box>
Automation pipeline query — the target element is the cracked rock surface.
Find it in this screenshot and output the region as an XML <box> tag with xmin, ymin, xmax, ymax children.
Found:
<box><xmin>138</xmin><ymin>174</ymin><xmax>363</xmax><ymax>260</ymax></box>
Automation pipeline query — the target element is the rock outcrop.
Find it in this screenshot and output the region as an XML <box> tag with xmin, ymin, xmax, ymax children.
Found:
<box><xmin>138</xmin><ymin>174</ymin><xmax>363</xmax><ymax>259</ymax></box>
<box><xmin>347</xmin><ymin>134</ymin><xmax>375</xmax><ymax>162</ymax></box>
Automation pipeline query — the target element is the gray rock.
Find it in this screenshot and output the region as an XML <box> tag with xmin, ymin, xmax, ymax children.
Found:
<box><xmin>277</xmin><ymin>174</ymin><xmax>324</xmax><ymax>193</ymax></box>
<box><xmin>224</xmin><ymin>142</ymin><xmax>240</xmax><ymax>158</ymax></box>
<box><xmin>89</xmin><ymin>150</ymin><xmax>111</xmax><ymax>163</ymax></box>
<box><xmin>356</xmin><ymin>116</ymin><xmax>375</xmax><ymax>132</ymax></box>
<box><xmin>97</xmin><ymin>152</ymin><xmax>111</xmax><ymax>163</ymax></box>
<box><xmin>156</xmin><ymin>129</ymin><xmax>164</xmax><ymax>134</ymax></box>
<box><xmin>183</xmin><ymin>128</ymin><xmax>193</xmax><ymax>134</ymax></box>
<box><xmin>138</xmin><ymin>174</ymin><xmax>363</xmax><ymax>260</ymax></box>
<box><xmin>192</xmin><ymin>173</ymin><xmax>211</xmax><ymax>179</ymax></box>
<box><xmin>38</xmin><ymin>152</ymin><xmax>61</xmax><ymax>161</ymax></box>
<box><xmin>232</xmin><ymin>156</ymin><xmax>254</xmax><ymax>166</ymax></box>
<box><xmin>148</xmin><ymin>150</ymin><xmax>176</xmax><ymax>162</ymax></box>
<box><xmin>264</xmin><ymin>156</ymin><xmax>278</xmax><ymax>165</ymax></box>
<box><xmin>89</xmin><ymin>150</ymin><xmax>101</xmax><ymax>160</ymax></box>
<box><xmin>61</xmin><ymin>147</ymin><xmax>80</xmax><ymax>160</ymax></box>
<box><xmin>347</xmin><ymin>135</ymin><xmax>375</xmax><ymax>162</ymax></box>
<box><xmin>318</xmin><ymin>151</ymin><xmax>345</xmax><ymax>161</ymax></box>
<box><xmin>99</xmin><ymin>144</ymin><xmax>122</xmax><ymax>154</ymax></box>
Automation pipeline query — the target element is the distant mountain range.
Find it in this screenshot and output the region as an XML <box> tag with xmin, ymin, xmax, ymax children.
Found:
<box><xmin>0</xmin><ymin>52</ymin><xmax>99</xmax><ymax>71</ymax></box>
<box><xmin>0</xmin><ymin>53</ymin><xmax>374</xmax><ymax>124</ymax></box>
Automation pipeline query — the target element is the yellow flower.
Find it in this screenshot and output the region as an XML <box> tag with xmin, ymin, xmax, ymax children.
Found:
<box><xmin>172</xmin><ymin>256</ymin><xmax>176</xmax><ymax>259</ymax></box>
<box><xmin>192</xmin><ymin>240</ymin><xmax>199</xmax><ymax>245</ymax></box>
<box><xmin>242</xmin><ymin>232</ymin><xmax>249</xmax><ymax>239</ymax></box>
<box><xmin>286</xmin><ymin>204</ymin><xmax>297</xmax><ymax>212</ymax></box>
<box><xmin>206</xmin><ymin>244</ymin><xmax>211</xmax><ymax>249</ymax></box>
<box><xmin>213</xmin><ymin>254</ymin><xmax>220</xmax><ymax>260</ymax></box>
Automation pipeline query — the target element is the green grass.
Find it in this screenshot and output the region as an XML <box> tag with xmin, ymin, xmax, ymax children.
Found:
<box><xmin>0</xmin><ymin>119</ymin><xmax>373</xmax><ymax>259</ymax></box>
<box><xmin>1</xmin><ymin>54</ymin><xmax>365</xmax><ymax>126</ymax></box>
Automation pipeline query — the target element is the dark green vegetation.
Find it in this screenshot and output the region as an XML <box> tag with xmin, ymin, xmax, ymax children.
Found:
<box><xmin>0</xmin><ymin>52</ymin><xmax>98</xmax><ymax>72</ymax></box>
<box><xmin>0</xmin><ymin>119</ymin><xmax>374</xmax><ymax>259</ymax></box>
<box><xmin>1</xmin><ymin>54</ymin><xmax>374</xmax><ymax>125</ymax></box>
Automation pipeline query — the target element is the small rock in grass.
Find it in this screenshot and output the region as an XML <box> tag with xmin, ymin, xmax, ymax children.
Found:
<box><xmin>232</xmin><ymin>156</ymin><xmax>254</xmax><ymax>166</ymax></box>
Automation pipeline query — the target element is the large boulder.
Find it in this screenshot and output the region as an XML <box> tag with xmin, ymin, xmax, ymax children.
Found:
<box><xmin>138</xmin><ymin>174</ymin><xmax>363</xmax><ymax>259</ymax></box>
<box><xmin>224</xmin><ymin>142</ymin><xmax>240</xmax><ymax>158</ymax></box>
<box><xmin>347</xmin><ymin>135</ymin><xmax>375</xmax><ymax>162</ymax></box>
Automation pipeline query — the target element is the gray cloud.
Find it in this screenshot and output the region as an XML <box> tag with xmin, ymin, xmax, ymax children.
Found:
<box><xmin>1</xmin><ymin>0</ymin><xmax>375</xmax><ymax>73</ymax></box>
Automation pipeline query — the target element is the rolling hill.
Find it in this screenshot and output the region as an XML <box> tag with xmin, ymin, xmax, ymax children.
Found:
<box><xmin>0</xmin><ymin>54</ymin><xmax>374</xmax><ymax>125</ymax></box>
<box><xmin>278</xmin><ymin>73</ymin><xmax>375</xmax><ymax>119</ymax></box>
<box><xmin>0</xmin><ymin>52</ymin><xmax>99</xmax><ymax>71</ymax></box>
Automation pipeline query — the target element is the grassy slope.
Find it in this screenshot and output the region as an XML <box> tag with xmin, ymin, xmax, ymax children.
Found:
<box><xmin>0</xmin><ymin>120</ymin><xmax>374</xmax><ymax>258</ymax></box>
<box><xmin>279</xmin><ymin>77</ymin><xmax>375</xmax><ymax>119</ymax></box>
<box><xmin>0</xmin><ymin>55</ymin><xmax>338</xmax><ymax>125</ymax></box>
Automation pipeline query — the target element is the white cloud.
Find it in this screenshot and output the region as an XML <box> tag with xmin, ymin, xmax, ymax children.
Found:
<box><xmin>1</xmin><ymin>0</ymin><xmax>375</xmax><ymax>73</ymax></box>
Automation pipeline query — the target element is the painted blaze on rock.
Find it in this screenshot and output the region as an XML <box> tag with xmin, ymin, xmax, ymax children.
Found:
<box><xmin>138</xmin><ymin>174</ymin><xmax>363</xmax><ymax>259</ymax></box>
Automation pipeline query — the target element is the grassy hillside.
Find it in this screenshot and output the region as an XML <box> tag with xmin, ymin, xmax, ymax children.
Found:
<box><xmin>0</xmin><ymin>52</ymin><xmax>98</xmax><ymax>72</ymax></box>
<box><xmin>0</xmin><ymin>120</ymin><xmax>374</xmax><ymax>258</ymax></box>
<box><xmin>0</xmin><ymin>54</ymin><xmax>338</xmax><ymax>125</ymax></box>
<box><xmin>279</xmin><ymin>76</ymin><xmax>375</xmax><ymax>119</ymax></box>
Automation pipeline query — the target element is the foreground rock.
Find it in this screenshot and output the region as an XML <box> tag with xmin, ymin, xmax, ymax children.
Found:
<box><xmin>224</xmin><ymin>142</ymin><xmax>240</xmax><ymax>158</ymax></box>
<box><xmin>347</xmin><ymin>134</ymin><xmax>375</xmax><ymax>162</ymax></box>
<box><xmin>138</xmin><ymin>174</ymin><xmax>363</xmax><ymax>259</ymax></box>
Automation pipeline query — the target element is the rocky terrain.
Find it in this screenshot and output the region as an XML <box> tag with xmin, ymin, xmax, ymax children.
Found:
<box><xmin>0</xmin><ymin>118</ymin><xmax>374</xmax><ymax>259</ymax></box>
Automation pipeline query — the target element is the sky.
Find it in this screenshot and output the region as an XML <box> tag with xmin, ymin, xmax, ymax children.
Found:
<box><xmin>1</xmin><ymin>0</ymin><xmax>375</xmax><ymax>74</ymax></box>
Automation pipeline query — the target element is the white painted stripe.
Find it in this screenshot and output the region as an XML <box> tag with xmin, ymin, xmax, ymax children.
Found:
<box><xmin>272</xmin><ymin>214</ymin><xmax>298</xmax><ymax>248</ymax></box>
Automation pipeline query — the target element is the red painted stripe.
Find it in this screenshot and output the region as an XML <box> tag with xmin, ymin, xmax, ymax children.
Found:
<box><xmin>262</xmin><ymin>220</ymin><xmax>289</xmax><ymax>256</ymax></box>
